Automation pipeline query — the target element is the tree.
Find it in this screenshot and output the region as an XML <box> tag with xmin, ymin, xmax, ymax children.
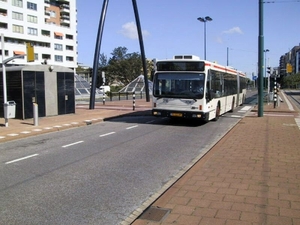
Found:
<box><xmin>107</xmin><ymin>46</ymin><xmax>142</xmax><ymax>85</ymax></box>
<box><xmin>283</xmin><ymin>72</ymin><xmax>300</xmax><ymax>89</ymax></box>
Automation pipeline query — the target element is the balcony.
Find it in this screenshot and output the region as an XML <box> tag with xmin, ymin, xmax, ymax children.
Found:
<box><xmin>44</xmin><ymin>0</ymin><xmax>50</xmax><ymax>7</ymax></box>
<box><xmin>60</xmin><ymin>4</ymin><xmax>70</xmax><ymax>13</ymax></box>
<box><xmin>44</xmin><ymin>11</ymin><xmax>50</xmax><ymax>19</ymax></box>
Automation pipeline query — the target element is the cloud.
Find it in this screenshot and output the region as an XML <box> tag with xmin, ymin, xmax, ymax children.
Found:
<box><xmin>223</xmin><ymin>27</ymin><xmax>243</xmax><ymax>34</ymax></box>
<box><xmin>120</xmin><ymin>21</ymin><xmax>150</xmax><ymax>39</ymax></box>
<box><xmin>216</xmin><ymin>37</ymin><xmax>223</xmax><ymax>44</ymax></box>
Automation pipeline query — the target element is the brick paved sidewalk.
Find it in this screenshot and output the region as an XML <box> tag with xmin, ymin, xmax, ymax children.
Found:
<box><xmin>132</xmin><ymin>96</ymin><xmax>300</xmax><ymax>225</ymax></box>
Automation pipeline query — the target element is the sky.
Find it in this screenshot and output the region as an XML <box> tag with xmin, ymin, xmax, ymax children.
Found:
<box><xmin>76</xmin><ymin>0</ymin><xmax>300</xmax><ymax>79</ymax></box>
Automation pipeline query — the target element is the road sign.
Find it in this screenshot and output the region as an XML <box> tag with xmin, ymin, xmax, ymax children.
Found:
<box><xmin>286</xmin><ymin>63</ymin><xmax>292</xmax><ymax>73</ymax></box>
<box><xmin>26</xmin><ymin>42</ymin><xmax>34</xmax><ymax>62</ymax></box>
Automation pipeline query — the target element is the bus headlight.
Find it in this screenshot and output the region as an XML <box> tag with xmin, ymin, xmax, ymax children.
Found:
<box><xmin>192</xmin><ymin>114</ymin><xmax>202</xmax><ymax>118</ymax></box>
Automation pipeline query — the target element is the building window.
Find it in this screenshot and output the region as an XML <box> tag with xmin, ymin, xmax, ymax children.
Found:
<box><xmin>34</xmin><ymin>53</ymin><xmax>38</xmax><ymax>60</ymax></box>
<box><xmin>54</xmin><ymin>32</ymin><xmax>63</xmax><ymax>40</ymax></box>
<box><xmin>54</xmin><ymin>43</ymin><xmax>63</xmax><ymax>51</ymax></box>
<box><xmin>66</xmin><ymin>45</ymin><xmax>73</xmax><ymax>51</ymax></box>
<box><xmin>66</xmin><ymin>56</ymin><xmax>74</xmax><ymax>62</ymax></box>
<box><xmin>0</xmin><ymin>8</ymin><xmax>8</xmax><ymax>16</ymax></box>
<box><xmin>42</xmin><ymin>54</ymin><xmax>51</xmax><ymax>60</ymax></box>
<box><xmin>55</xmin><ymin>55</ymin><xmax>63</xmax><ymax>62</ymax></box>
<box><xmin>0</xmin><ymin>22</ymin><xmax>8</xmax><ymax>29</ymax></box>
<box><xmin>12</xmin><ymin>11</ymin><xmax>23</xmax><ymax>20</ymax></box>
<box><xmin>27</xmin><ymin>15</ymin><xmax>37</xmax><ymax>23</ymax></box>
<box><xmin>12</xmin><ymin>0</ymin><xmax>22</xmax><ymax>7</ymax></box>
<box><xmin>41</xmin><ymin>29</ymin><xmax>50</xmax><ymax>37</ymax></box>
<box><xmin>12</xmin><ymin>24</ymin><xmax>23</xmax><ymax>34</ymax></box>
<box><xmin>0</xmin><ymin>50</ymin><xmax>9</xmax><ymax>56</ymax></box>
<box><xmin>27</xmin><ymin>2</ymin><xmax>37</xmax><ymax>10</ymax></box>
<box><xmin>28</xmin><ymin>27</ymin><xmax>37</xmax><ymax>35</ymax></box>
<box><xmin>66</xmin><ymin>34</ymin><xmax>73</xmax><ymax>40</ymax></box>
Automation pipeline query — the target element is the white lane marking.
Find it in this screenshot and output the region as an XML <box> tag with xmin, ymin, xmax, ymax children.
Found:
<box><xmin>295</xmin><ymin>118</ymin><xmax>300</xmax><ymax>130</ymax></box>
<box><xmin>20</xmin><ymin>131</ymin><xmax>31</xmax><ymax>134</ymax></box>
<box><xmin>0</xmin><ymin>136</ymin><xmax>5</xmax><ymax>139</ymax></box>
<box><xmin>62</xmin><ymin>141</ymin><xmax>84</xmax><ymax>148</ymax></box>
<box><xmin>7</xmin><ymin>133</ymin><xmax>19</xmax><ymax>137</ymax></box>
<box><xmin>5</xmin><ymin>154</ymin><xmax>39</xmax><ymax>165</ymax></box>
<box><xmin>126</xmin><ymin>125</ymin><xmax>138</xmax><ymax>130</ymax></box>
<box><xmin>231</xmin><ymin>115</ymin><xmax>242</xmax><ymax>118</ymax></box>
<box><xmin>32</xmin><ymin>129</ymin><xmax>42</xmax><ymax>132</ymax></box>
<box><xmin>239</xmin><ymin>106</ymin><xmax>252</xmax><ymax>111</ymax></box>
<box><xmin>264</xmin><ymin>113</ymin><xmax>294</xmax><ymax>117</ymax></box>
<box><xmin>282</xmin><ymin>92</ymin><xmax>294</xmax><ymax>111</ymax></box>
<box><xmin>99</xmin><ymin>132</ymin><xmax>115</xmax><ymax>137</ymax></box>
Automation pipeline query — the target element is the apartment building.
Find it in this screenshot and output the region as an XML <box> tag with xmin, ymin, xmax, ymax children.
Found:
<box><xmin>0</xmin><ymin>0</ymin><xmax>77</xmax><ymax>69</ymax></box>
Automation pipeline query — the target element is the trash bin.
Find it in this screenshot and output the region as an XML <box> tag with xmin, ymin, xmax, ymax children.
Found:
<box><xmin>4</xmin><ymin>101</ymin><xmax>16</xmax><ymax>119</ymax></box>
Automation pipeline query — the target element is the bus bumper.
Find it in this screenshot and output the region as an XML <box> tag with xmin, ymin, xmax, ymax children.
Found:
<box><xmin>152</xmin><ymin>109</ymin><xmax>207</xmax><ymax>120</ymax></box>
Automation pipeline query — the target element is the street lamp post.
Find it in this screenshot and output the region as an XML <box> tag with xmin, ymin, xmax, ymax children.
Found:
<box><xmin>197</xmin><ymin>16</ymin><xmax>212</xmax><ymax>60</ymax></box>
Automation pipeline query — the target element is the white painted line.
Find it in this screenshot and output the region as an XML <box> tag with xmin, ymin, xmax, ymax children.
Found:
<box><xmin>7</xmin><ymin>133</ymin><xmax>19</xmax><ymax>137</ymax></box>
<box><xmin>231</xmin><ymin>115</ymin><xmax>242</xmax><ymax>118</ymax></box>
<box><xmin>32</xmin><ymin>129</ymin><xmax>42</xmax><ymax>132</ymax></box>
<box><xmin>282</xmin><ymin>92</ymin><xmax>294</xmax><ymax>111</ymax></box>
<box><xmin>126</xmin><ymin>125</ymin><xmax>138</xmax><ymax>130</ymax></box>
<box><xmin>62</xmin><ymin>140</ymin><xmax>84</xmax><ymax>148</ymax></box>
<box><xmin>5</xmin><ymin>154</ymin><xmax>39</xmax><ymax>165</ymax></box>
<box><xmin>71</xmin><ymin>122</ymin><xmax>79</xmax><ymax>125</ymax></box>
<box><xmin>264</xmin><ymin>113</ymin><xmax>294</xmax><ymax>117</ymax></box>
<box><xmin>44</xmin><ymin>127</ymin><xmax>53</xmax><ymax>130</ymax></box>
<box><xmin>53</xmin><ymin>125</ymin><xmax>62</xmax><ymax>128</ymax></box>
<box><xmin>20</xmin><ymin>131</ymin><xmax>31</xmax><ymax>134</ymax></box>
<box><xmin>63</xmin><ymin>124</ymin><xmax>71</xmax><ymax>126</ymax></box>
<box><xmin>295</xmin><ymin>118</ymin><xmax>300</xmax><ymax>130</ymax></box>
<box><xmin>0</xmin><ymin>136</ymin><xmax>6</xmax><ymax>139</ymax></box>
<box><xmin>99</xmin><ymin>132</ymin><xmax>115</xmax><ymax>137</ymax></box>
<box><xmin>240</xmin><ymin>106</ymin><xmax>252</xmax><ymax>111</ymax></box>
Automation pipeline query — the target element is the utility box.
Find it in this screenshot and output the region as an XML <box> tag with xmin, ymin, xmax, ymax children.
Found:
<box><xmin>4</xmin><ymin>101</ymin><xmax>16</xmax><ymax>119</ymax></box>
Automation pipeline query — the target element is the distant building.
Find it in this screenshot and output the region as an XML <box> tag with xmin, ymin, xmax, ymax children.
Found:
<box><xmin>279</xmin><ymin>44</ymin><xmax>300</xmax><ymax>77</ymax></box>
<box><xmin>0</xmin><ymin>0</ymin><xmax>77</xmax><ymax>70</ymax></box>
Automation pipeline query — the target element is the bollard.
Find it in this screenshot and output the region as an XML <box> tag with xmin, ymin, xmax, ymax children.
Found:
<box><xmin>133</xmin><ymin>91</ymin><xmax>135</xmax><ymax>111</ymax></box>
<box><xmin>273</xmin><ymin>77</ymin><xmax>277</xmax><ymax>108</ymax></box>
<box><xmin>103</xmin><ymin>93</ymin><xmax>105</xmax><ymax>105</ymax></box>
<box><xmin>33</xmin><ymin>103</ymin><xmax>38</xmax><ymax>126</ymax></box>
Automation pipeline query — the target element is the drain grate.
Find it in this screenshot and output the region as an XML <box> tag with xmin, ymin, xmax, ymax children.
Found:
<box><xmin>139</xmin><ymin>206</ymin><xmax>170</xmax><ymax>222</ymax></box>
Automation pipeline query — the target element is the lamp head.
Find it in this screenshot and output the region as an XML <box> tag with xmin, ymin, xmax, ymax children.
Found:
<box><xmin>205</xmin><ymin>16</ymin><xmax>212</xmax><ymax>21</ymax></box>
<box><xmin>197</xmin><ymin>17</ymin><xmax>205</xmax><ymax>22</ymax></box>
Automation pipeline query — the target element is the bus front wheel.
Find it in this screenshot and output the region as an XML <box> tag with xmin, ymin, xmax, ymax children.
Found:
<box><xmin>213</xmin><ymin>104</ymin><xmax>220</xmax><ymax>121</ymax></box>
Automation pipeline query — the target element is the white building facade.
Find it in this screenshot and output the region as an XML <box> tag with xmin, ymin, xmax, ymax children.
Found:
<box><xmin>0</xmin><ymin>0</ymin><xmax>77</xmax><ymax>69</ymax></box>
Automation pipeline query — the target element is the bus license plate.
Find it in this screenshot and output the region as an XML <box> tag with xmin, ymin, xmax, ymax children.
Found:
<box><xmin>171</xmin><ymin>112</ymin><xmax>182</xmax><ymax>117</ymax></box>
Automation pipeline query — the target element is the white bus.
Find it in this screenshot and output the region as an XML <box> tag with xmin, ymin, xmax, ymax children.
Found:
<box><xmin>152</xmin><ymin>55</ymin><xmax>248</xmax><ymax>121</ymax></box>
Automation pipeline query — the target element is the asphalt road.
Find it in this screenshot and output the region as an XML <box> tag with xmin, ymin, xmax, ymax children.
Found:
<box><xmin>0</xmin><ymin>96</ymin><xmax>256</xmax><ymax>225</ymax></box>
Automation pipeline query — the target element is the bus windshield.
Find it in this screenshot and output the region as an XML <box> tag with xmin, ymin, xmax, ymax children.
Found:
<box><xmin>153</xmin><ymin>73</ymin><xmax>205</xmax><ymax>99</ymax></box>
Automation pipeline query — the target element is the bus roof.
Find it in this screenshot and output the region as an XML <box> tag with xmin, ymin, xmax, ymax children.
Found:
<box><xmin>155</xmin><ymin>55</ymin><xmax>246</xmax><ymax>77</ymax></box>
